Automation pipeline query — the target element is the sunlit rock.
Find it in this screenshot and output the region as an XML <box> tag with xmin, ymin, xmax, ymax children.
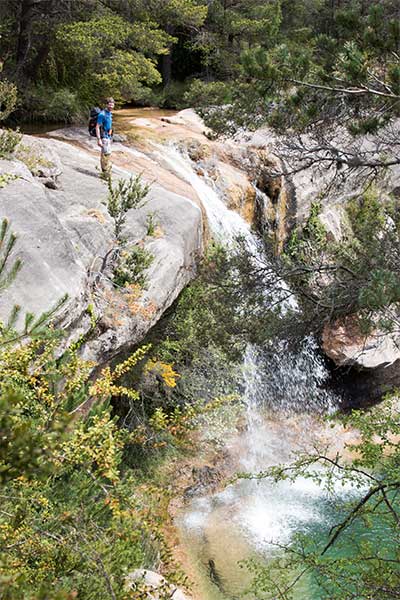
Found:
<box><xmin>323</xmin><ymin>315</ymin><xmax>400</xmax><ymax>369</ymax></box>
<box><xmin>0</xmin><ymin>132</ymin><xmax>202</xmax><ymax>368</ymax></box>
<box><xmin>125</xmin><ymin>570</ymin><xmax>190</xmax><ymax>600</ymax></box>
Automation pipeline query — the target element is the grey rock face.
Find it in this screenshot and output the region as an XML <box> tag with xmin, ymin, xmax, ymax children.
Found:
<box><xmin>249</xmin><ymin>124</ymin><xmax>400</xmax><ymax>383</ymax></box>
<box><xmin>0</xmin><ymin>133</ymin><xmax>202</xmax><ymax>366</ymax></box>
<box><xmin>323</xmin><ymin>316</ymin><xmax>400</xmax><ymax>369</ymax></box>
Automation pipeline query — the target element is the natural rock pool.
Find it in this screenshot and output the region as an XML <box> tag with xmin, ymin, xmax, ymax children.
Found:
<box><xmin>174</xmin><ymin>345</ymin><xmax>361</xmax><ymax>600</ymax></box>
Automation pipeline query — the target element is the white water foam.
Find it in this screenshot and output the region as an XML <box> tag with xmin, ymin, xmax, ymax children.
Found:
<box><xmin>152</xmin><ymin>143</ymin><xmax>258</xmax><ymax>249</ymax></box>
<box><xmin>160</xmin><ymin>141</ymin><xmax>352</xmax><ymax>568</ymax></box>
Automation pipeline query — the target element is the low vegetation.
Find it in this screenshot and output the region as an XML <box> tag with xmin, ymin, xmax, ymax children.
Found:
<box><xmin>0</xmin><ymin>218</ymin><xmax>203</xmax><ymax>599</ymax></box>
<box><xmin>113</xmin><ymin>245</ymin><xmax>154</xmax><ymax>289</ymax></box>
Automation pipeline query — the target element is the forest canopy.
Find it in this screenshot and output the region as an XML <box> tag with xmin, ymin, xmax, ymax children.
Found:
<box><xmin>0</xmin><ymin>0</ymin><xmax>398</xmax><ymax>129</ymax></box>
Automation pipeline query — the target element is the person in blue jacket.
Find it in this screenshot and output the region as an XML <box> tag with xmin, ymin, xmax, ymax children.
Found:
<box><xmin>95</xmin><ymin>97</ymin><xmax>114</xmax><ymax>176</ymax></box>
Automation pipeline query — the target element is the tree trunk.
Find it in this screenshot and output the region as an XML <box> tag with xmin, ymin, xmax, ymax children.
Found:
<box><xmin>161</xmin><ymin>52</ymin><xmax>172</xmax><ymax>86</ymax></box>
<box><xmin>15</xmin><ymin>0</ymin><xmax>37</xmax><ymax>79</ymax></box>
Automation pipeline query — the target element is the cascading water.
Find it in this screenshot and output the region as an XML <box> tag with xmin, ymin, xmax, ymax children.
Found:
<box><xmin>153</xmin><ymin>143</ymin><xmax>258</xmax><ymax>248</ymax></box>
<box><xmin>158</xmin><ymin>143</ymin><xmax>356</xmax><ymax>599</ymax></box>
<box><xmin>154</xmin><ymin>142</ymin><xmax>296</xmax><ymax>311</ymax></box>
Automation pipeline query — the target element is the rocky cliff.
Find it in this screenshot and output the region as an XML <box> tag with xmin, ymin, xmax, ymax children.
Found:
<box><xmin>0</xmin><ymin>125</ymin><xmax>203</xmax><ymax>366</ymax></box>
<box><xmin>2</xmin><ymin>109</ymin><xmax>399</xmax><ymax>393</ymax></box>
<box><xmin>0</xmin><ymin>109</ymin><xmax>286</xmax><ymax>366</ymax></box>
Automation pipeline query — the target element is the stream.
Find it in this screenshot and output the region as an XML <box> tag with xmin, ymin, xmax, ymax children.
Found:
<box><xmin>154</xmin><ymin>142</ymin><xmax>363</xmax><ymax>600</ymax></box>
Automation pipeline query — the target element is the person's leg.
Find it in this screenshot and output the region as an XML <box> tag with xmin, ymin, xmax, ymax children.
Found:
<box><xmin>100</xmin><ymin>148</ymin><xmax>112</xmax><ymax>177</ymax></box>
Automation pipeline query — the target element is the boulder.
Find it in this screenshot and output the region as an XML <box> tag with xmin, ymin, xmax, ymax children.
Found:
<box><xmin>323</xmin><ymin>316</ymin><xmax>400</xmax><ymax>369</ymax></box>
<box><xmin>323</xmin><ymin>316</ymin><xmax>400</xmax><ymax>401</ymax></box>
<box><xmin>0</xmin><ymin>133</ymin><xmax>202</xmax><ymax>367</ymax></box>
<box><xmin>125</xmin><ymin>569</ymin><xmax>190</xmax><ymax>600</ymax></box>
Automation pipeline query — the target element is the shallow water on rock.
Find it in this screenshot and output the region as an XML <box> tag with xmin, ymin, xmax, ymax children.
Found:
<box><xmin>176</xmin><ymin>413</ymin><xmax>360</xmax><ymax>599</ymax></box>
<box><xmin>175</xmin><ymin>347</ymin><xmax>360</xmax><ymax>600</ymax></box>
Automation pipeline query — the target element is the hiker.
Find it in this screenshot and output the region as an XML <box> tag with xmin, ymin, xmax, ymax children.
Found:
<box><xmin>95</xmin><ymin>97</ymin><xmax>114</xmax><ymax>176</ymax></box>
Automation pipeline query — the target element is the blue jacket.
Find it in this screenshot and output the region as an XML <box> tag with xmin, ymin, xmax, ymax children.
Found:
<box><xmin>97</xmin><ymin>109</ymin><xmax>113</xmax><ymax>138</ymax></box>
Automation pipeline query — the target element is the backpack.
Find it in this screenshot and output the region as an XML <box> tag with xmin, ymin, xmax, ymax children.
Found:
<box><xmin>88</xmin><ymin>107</ymin><xmax>101</xmax><ymax>137</ymax></box>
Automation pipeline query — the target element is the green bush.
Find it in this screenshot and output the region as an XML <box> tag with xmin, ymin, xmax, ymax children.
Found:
<box><xmin>0</xmin><ymin>80</ymin><xmax>18</xmax><ymax>122</ymax></box>
<box><xmin>146</xmin><ymin>211</ymin><xmax>158</xmax><ymax>236</ymax></box>
<box><xmin>0</xmin><ymin>173</ymin><xmax>18</xmax><ymax>188</ymax></box>
<box><xmin>0</xmin><ymin>225</ymin><xmax>187</xmax><ymax>598</ymax></box>
<box><xmin>0</xmin><ymin>128</ymin><xmax>22</xmax><ymax>158</ymax></box>
<box><xmin>113</xmin><ymin>244</ymin><xmax>154</xmax><ymax>288</ymax></box>
<box><xmin>183</xmin><ymin>79</ymin><xmax>232</xmax><ymax>108</ymax></box>
<box><xmin>106</xmin><ymin>175</ymin><xmax>150</xmax><ymax>240</ymax></box>
<box><xmin>20</xmin><ymin>85</ymin><xmax>83</xmax><ymax>123</ymax></box>
<box><xmin>149</xmin><ymin>80</ymin><xmax>191</xmax><ymax>109</ymax></box>
<box><xmin>42</xmin><ymin>87</ymin><xmax>82</xmax><ymax>122</ymax></box>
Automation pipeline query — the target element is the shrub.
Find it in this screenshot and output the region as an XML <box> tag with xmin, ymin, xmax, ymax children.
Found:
<box><xmin>0</xmin><ymin>79</ymin><xmax>17</xmax><ymax>121</ymax></box>
<box><xmin>183</xmin><ymin>79</ymin><xmax>232</xmax><ymax>108</ymax></box>
<box><xmin>114</xmin><ymin>244</ymin><xmax>154</xmax><ymax>288</ymax></box>
<box><xmin>0</xmin><ymin>173</ymin><xmax>18</xmax><ymax>188</ymax></box>
<box><xmin>42</xmin><ymin>87</ymin><xmax>82</xmax><ymax>122</ymax></box>
<box><xmin>0</xmin><ymin>128</ymin><xmax>22</xmax><ymax>158</ymax></box>
<box><xmin>20</xmin><ymin>85</ymin><xmax>83</xmax><ymax>123</ymax></box>
<box><xmin>146</xmin><ymin>211</ymin><xmax>158</xmax><ymax>236</ymax></box>
<box><xmin>106</xmin><ymin>175</ymin><xmax>150</xmax><ymax>240</ymax></box>
<box><xmin>0</xmin><ymin>219</ymin><xmax>194</xmax><ymax>598</ymax></box>
<box><xmin>149</xmin><ymin>80</ymin><xmax>190</xmax><ymax>109</ymax></box>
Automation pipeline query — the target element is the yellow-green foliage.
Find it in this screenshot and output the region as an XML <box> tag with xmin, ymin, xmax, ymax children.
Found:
<box><xmin>144</xmin><ymin>359</ymin><xmax>180</xmax><ymax>388</ymax></box>
<box><xmin>15</xmin><ymin>143</ymin><xmax>54</xmax><ymax>176</ymax></box>
<box><xmin>0</xmin><ymin>80</ymin><xmax>17</xmax><ymax>122</ymax></box>
<box><xmin>0</xmin><ymin>337</ymin><xmax>188</xmax><ymax>598</ymax></box>
<box><xmin>90</xmin><ymin>346</ymin><xmax>149</xmax><ymax>401</ymax></box>
<box><xmin>0</xmin><ymin>128</ymin><xmax>22</xmax><ymax>158</ymax></box>
<box><xmin>56</xmin><ymin>15</ymin><xmax>171</xmax><ymax>104</ymax></box>
<box><xmin>149</xmin><ymin>394</ymin><xmax>239</xmax><ymax>444</ymax></box>
<box><xmin>0</xmin><ymin>173</ymin><xmax>18</xmax><ymax>188</ymax></box>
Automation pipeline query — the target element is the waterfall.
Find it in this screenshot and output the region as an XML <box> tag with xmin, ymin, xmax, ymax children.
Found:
<box><xmin>154</xmin><ymin>142</ymin><xmax>297</xmax><ymax>312</ymax></box>
<box><xmin>161</xmin><ymin>142</ymin><xmax>353</xmax><ymax>598</ymax></box>
<box><xmin>153</xmin><ymin>143</ymin><xmax>258</xmax><ymax>249</ymax></box>
<box><xmin>156</xmin><ymin>142</ymin><xmax>333</xmax><ymax>417</ymax></box>
<box><xmin>238</xmin><ymin>344</ymin><xmax>338</xmax><ymax>552</ymax></box>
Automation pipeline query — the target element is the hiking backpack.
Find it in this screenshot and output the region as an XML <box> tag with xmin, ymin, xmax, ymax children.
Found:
<box><xmin>88</xmin><ymin>107</ymin><xmax>101</xmax><ymax>137</ymax></box>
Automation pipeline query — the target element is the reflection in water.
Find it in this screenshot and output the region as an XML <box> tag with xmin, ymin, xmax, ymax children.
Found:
<box><xmin>15</xmin><ymin>107</ymin><xmax>177</xmax><ymax>136</ymax></box>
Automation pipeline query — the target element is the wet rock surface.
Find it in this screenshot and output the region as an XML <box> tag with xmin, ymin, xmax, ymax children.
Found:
<box><xmin>184</xmin><ymin>465</ymin><xmax>223</xmax><ymax>498</ymax></box>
